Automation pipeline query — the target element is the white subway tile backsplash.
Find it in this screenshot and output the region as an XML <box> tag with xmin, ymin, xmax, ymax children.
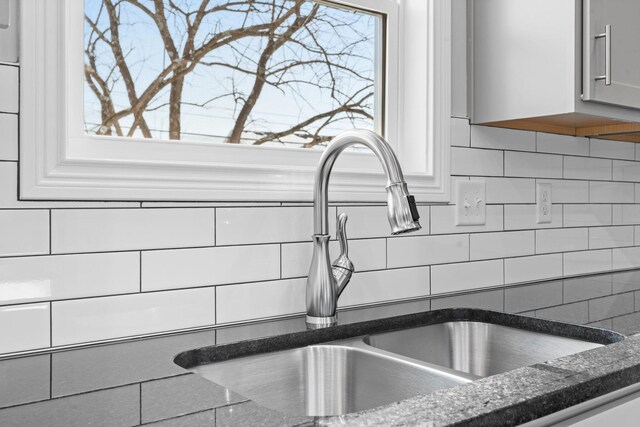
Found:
<box><xmin>430</xmin><ymin>205</ymin><xmax>503</xmax><ymax>235</ymax></box>
<box><xmin>470</xmin><ymin>231</ymin><xmax>534</xmax><ymax>260</ymax></box>
<box><xmin>612</xmin><ymin>204</ymin><xmax>640</xmax><ymax>225</ymax></box>
<box><xmin>541</xmin><ymin>179</ymin><xmax>589</xmax><ymax>203</ymax></box>
<box><xmin>339</xmin><ymin>267</ymin><xmax>430</xmax><ymax>307</ymax></box>
<box><xmin>536</xmin><ymin>228</ymin><xmax>589</xmax><ymax>254</ymax></box>
<box><xmin>564</xmin><ymin>156</ymin><xmax>612</xmax><ymax>181</ymax></box>
<box><xmin>0</xmin><ymin>252</ymin><xmax>139</xmax><ymax>305</ymax></box>
<box><xmin>431</xmin><ymin>289</ymin><xmax>504</xmax><ymax>311</ymax></box>
<box><xmin>216</xmin><ymin>279</ymin><xmax>305</xmax><ymax>324</ymax></box>
<box><xmin>142</xmin><ymin>245</ymin><xmax>280</xmax><ymax>292</ymax></box>
<box><xmin>0</xmin><ymin>210</ymin><xmax>49</xmax><ymax>256</ymax></box>
<box><xmin>504</xmin><ymin>254</ymin><xmax>563</xmax><ymax>284</ymax></box>
<box><xmin>613</xmin><ymin>247</ymin><xmax>640</xmax><ymax>270</ymax></box>
<box><xmin>564</xmin><ymin>250</ymin><xmax>612</xmax><ymax>276</ymax></box>
<box><xmin>0</xmin><ymin>355</ymin><xmax>50</xmax><ymax>408</ymax></box>
<box><xmin>613</xmin><ymin>270</ymin><xmax>640</xmax><ymax>293</ymax></box>
<box><xmin>590</xmin><ymin>139</ymin><xmax>636</xmax><ymax>160</ymax></box>
<box><xmin>564</xmin><ymin>275</ymin><xmax>612</xmax><ymax>303</ymax></box>
<box><xmin>613</xmin><ymin>160</ymin><xmax>640</xmax><ymax>182</ymax></box>
<box><xmin>387</xmin><ymin>234</ymin><xmax>469</xmax><ymax>268</ymax></box>
<box><xmin>0</xmin><ymin>66</ymin><xmax>18</xmax><ymax>113</ymax></box>
<box><xmin>482</xmin><ymin>177</ymin><xmax>535</xmax><ymax>204</ymax></box>
<box><xmin>0</xmin><ymin>113</ymin><xmax>18</xmax><ymax>160</ymax></box>
<box><xmin>589</xmin><ymin>293</ymin><xmax>634</xmax><ymax>322</ymax></box>
<box><xmin>0</xmin><ymin>303</ymin><xmax>50</xmax><ymax>353</ymax></box>
<box><xmin>281</xmin><ymin>239</ymin><xmax>386</xmax><ymax>279</ymax></box>
<box><xmin>334</xmin><ymin>206</ymin><xmax>386</xmax><ymax>239</ymax></box>
<box><xmin>337</xmin><ymin>205</ymin><xmax>429</xmax><ymax>239</ymax></box>
<box><xmin>451</xmin><ymin>147</ymin><xmax>503</xmax><ymax>176</ymax></box>
<box><xmin>51</xmin><ymin>209</ymin><xmax>214</xmax><ymax>254</ymax></box>
<box><xmin>217</xmin><ymin>206</ymin><xmax>337</xmax><ymax>245</ymax></box>
<box><xmin>536</xmin><ymin>133</ymin><xmax>589</xmax><ymax>156</ymax></box>
<box><xmin>504</xmin><ymin>152</ymin><xmax>562</xmax><ymax>179</ymax></box>
<box><xmin>504</xmin><ymin>204</ymin><xmax>562</xmax><ymax>230</ymax></box>
<box><xmin>589</xmin><ymin>182</ymin><xmax>634</xmax><ymax>203</ymax></box>
<box><xmin>589</xmin><ymin>226</ymin><xmax>634</xmax><ymax>249</ymax></box>
<box><xmin>431</xmin><ymin>260</ymin><xmax>503</xmax><ymax>294</ymax></box>
<box><xmin>450</xmin><ymin>117</ymin><xmax>470</xmax><ymax>147</ymax></box>
<box><xmin>471</xmin><ymin>126</ymin><xmax>535</xmax><ymax>152</ymax></box>
<box><xmin>538</xmin><ymin>301</ymin><xmax>589</xmax><ymax>324</ymax></box>
<box><xmin>505</xmin><ymin>281</ymin><xmax>563</xmax><ymax>313</ymax></box>
<box><xmin>564</xmin><ymin>204</ymin><xmax>612</xmax><ymax>227</ymax></box>
<box><xmin>52</xmin><ymin>288</ymin><xmax>215</xmax><ymax>346</ymax></box>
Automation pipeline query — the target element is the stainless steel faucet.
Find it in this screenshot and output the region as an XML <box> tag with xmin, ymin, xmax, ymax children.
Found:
<box><xmin>306</xmin><ymin>129</ymin><xmax>422</xmax><ymax>328</ymax></box>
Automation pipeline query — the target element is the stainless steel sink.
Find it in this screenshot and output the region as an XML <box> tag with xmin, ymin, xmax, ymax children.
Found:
<box><xmin>176</xmin><ymin>309</ymin><xmax>622</xmax><ymax>418</ymax></box>
<box><xmin>364</xmin><ymin>321</ymin><xmax>603</xmax><ymax>378</ymax></box>
<box><xmin>188</xmin><ymin>339</ymin><xmax>471</xmax><ymax>416</ymax></box>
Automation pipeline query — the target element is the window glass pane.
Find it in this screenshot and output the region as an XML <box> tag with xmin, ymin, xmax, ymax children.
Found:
<box><xmin>83</xmin><ymin>0</ymin><xmax>382</xmax><ymax>149</ymax></box>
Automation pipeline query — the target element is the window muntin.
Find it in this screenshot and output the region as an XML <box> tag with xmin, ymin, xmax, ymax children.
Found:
<box><xmin>83</xmin><ymin>0</ymin><xmax>382</xmax><ymax>150</ymax></box>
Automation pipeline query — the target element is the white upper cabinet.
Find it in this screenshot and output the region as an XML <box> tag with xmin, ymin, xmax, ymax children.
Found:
<box><xmin>0</xmin><ymin>0</ymin><xmax>18</xmax><ymax>63</ymax></box>
<box><xmin>472</xmin><ymin>0</ymin><xmax>640</xmax><ymax>143</ymax></box>
<box><xmin>583</xmin><ymin>0</ymin><xmax>640</xmax><ymax>110</ymax></box>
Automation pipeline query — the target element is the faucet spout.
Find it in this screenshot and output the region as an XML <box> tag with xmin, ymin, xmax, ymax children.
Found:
<box><xmin>306</xmin><ymin>129</ymin><xmax>422</xmax><ymax>328</ymax></box>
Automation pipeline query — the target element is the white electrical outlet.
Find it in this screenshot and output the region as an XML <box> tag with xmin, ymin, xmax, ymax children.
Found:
<box><xmin>536</xmin><ymin>183</ymin><xmax>552</xmax><ymax>224</ymax></box>
<box><xmin>455</xmin><ymin>180</ymin><xmax>486</xmax><ymax>225</ymax></box>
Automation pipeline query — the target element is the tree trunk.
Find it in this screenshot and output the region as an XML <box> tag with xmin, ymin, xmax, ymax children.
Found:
<box><xmin>169</xmin><ymin>68</ymin><xmax>185</xmax><ymax>140</ymax></box>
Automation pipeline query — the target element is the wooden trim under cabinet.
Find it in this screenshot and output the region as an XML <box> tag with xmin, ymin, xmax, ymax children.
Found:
<box><xmin>481</xmin><ymin>113</ymin><xmax>640</xmax><ymax>143</ymax></box>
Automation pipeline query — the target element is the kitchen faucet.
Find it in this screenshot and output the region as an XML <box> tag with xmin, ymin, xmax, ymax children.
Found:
<box><xmin>306</xmin><ymin>129</ymin><xmax>422</xmax><ymax>328</ymax></box>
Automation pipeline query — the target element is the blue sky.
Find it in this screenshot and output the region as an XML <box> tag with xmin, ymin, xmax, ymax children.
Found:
<box><xmin>84</xmin><ymin>0</ymin><xmax>380</xmax><ymax>147</ymax></box>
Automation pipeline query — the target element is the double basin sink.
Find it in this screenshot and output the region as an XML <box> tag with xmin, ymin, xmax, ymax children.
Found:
<box><xmin>174</xmin><ymin>309</ymin><xmax>621</xmax><ymax>417</ymax></box>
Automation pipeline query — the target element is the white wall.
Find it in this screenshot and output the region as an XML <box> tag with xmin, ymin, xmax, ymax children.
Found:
<box><xmin>2</xmin><ymin>1</ymin><xmax>640</xmax><ymax>355</ymax></box>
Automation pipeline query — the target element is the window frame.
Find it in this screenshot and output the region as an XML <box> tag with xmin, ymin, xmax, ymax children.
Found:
<box><xmin>19</xmin><ymin>0</ymin><xmax>451</xmax><ymax>202</ymax></box>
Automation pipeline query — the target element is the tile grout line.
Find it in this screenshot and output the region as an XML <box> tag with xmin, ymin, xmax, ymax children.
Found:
<box><xmin>49</xmin><ymin>301</ymin><xmax>53</xmax><ymax>352</ymax></box>
<box><xmin>48</xmin><ymin>209</ymin><xmax>52</xmax><ymax>255</ymax></box>
<box><xmin>49</xmin><ymin>353</ymin><xmax>52</xmax><ymax>399</ymax></box>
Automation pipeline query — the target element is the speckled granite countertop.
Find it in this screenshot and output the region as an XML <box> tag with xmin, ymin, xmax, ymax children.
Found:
<box><xmin>0</xmin><ymin>301</ymin><xmax>638</xmax><ymax>427</ymax></box>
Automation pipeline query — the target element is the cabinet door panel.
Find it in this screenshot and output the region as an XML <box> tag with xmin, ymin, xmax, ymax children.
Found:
<box><xmin>583</xmin><ymin>0</ymin><xmax>640</xmax><ymax>110</ymax></box>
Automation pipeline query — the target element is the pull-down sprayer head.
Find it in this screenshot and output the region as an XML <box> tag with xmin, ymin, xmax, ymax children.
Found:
<box><xmin>386</xmin><ymin>182</ymin><xmax>421</xmax><ymax>235</ymax></box>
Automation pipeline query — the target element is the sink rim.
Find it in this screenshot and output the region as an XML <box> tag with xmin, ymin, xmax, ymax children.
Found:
<box><xmin>174</xmin><ymin>308</ymin><xmax>625</xmax><ymax>371</ymax></box>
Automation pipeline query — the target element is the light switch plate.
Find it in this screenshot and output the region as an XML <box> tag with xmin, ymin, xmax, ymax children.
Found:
<box><xmin>455</xmin><ymin>180</ymin><xmax>486</xmax><ymax>225</ymax></box>
<box><xmin>536</xmin><ymin>183</ymin><xmax>552</xmax><ymax>224</ymax></box>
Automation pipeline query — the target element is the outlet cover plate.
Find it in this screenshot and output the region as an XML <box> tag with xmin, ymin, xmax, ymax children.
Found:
<box><xmin>536</xmin><ymin>183</ymin><xmax>552</xmax><ymax>224</ymax></box>
<box><xmin>455</xmin><ymin>180</ymin><xmax>486</xmax><ymax>225</ymax></box>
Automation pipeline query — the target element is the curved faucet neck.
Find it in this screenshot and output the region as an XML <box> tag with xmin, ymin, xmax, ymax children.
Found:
<box><xmin>313</xmin><ymin>129</ymin><xmax>406</xmax><ymax>235</ymax></box>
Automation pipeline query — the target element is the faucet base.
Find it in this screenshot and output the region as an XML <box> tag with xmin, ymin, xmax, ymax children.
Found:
<box><xmin>306</xmin><ymin>315</ymin><xmax>337</xmax><ymax>329</ymax></box>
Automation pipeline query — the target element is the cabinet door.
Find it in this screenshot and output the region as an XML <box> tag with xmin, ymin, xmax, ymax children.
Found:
<box><xmin>0</xmin><ymin>0</ymin><xmax>18</xmax><ymax>63</ymax></box>
<box><xmin>583</xmin><ymin>0</ymin><xmax>640</xmax><ymax>110</ymax></box>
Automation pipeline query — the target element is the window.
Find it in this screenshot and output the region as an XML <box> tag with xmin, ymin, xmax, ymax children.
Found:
<box><xmin>84</xmin><ymin>0</ymin><xmax>381</xmax><ymax>149</ymax></box>
<box><xmin>20</xmin><ymin>0</ymin><xmax>450</xmax><ymax>202</ymax></box>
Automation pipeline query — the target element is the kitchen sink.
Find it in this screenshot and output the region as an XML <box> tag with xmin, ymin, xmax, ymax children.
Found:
<box><xmin>187</xmin><ymin>339</ymin><xmax>471</xmax><ymax>416</ymax></box>
<box><xmin>364</xmin><ymin>321</ymin><xmax>603</xmax><ymax>378</ymax></box>
<box><xmin>175</xmin><ymin>309</ymin><xmax>623</xmax><ymax>417</ymax></box>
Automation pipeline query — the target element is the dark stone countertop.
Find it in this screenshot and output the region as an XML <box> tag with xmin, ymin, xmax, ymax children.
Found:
<box><xmin>0</xmin><ymin>301</ymin><xmax>637</xmax><ymax>427</ymax></box>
